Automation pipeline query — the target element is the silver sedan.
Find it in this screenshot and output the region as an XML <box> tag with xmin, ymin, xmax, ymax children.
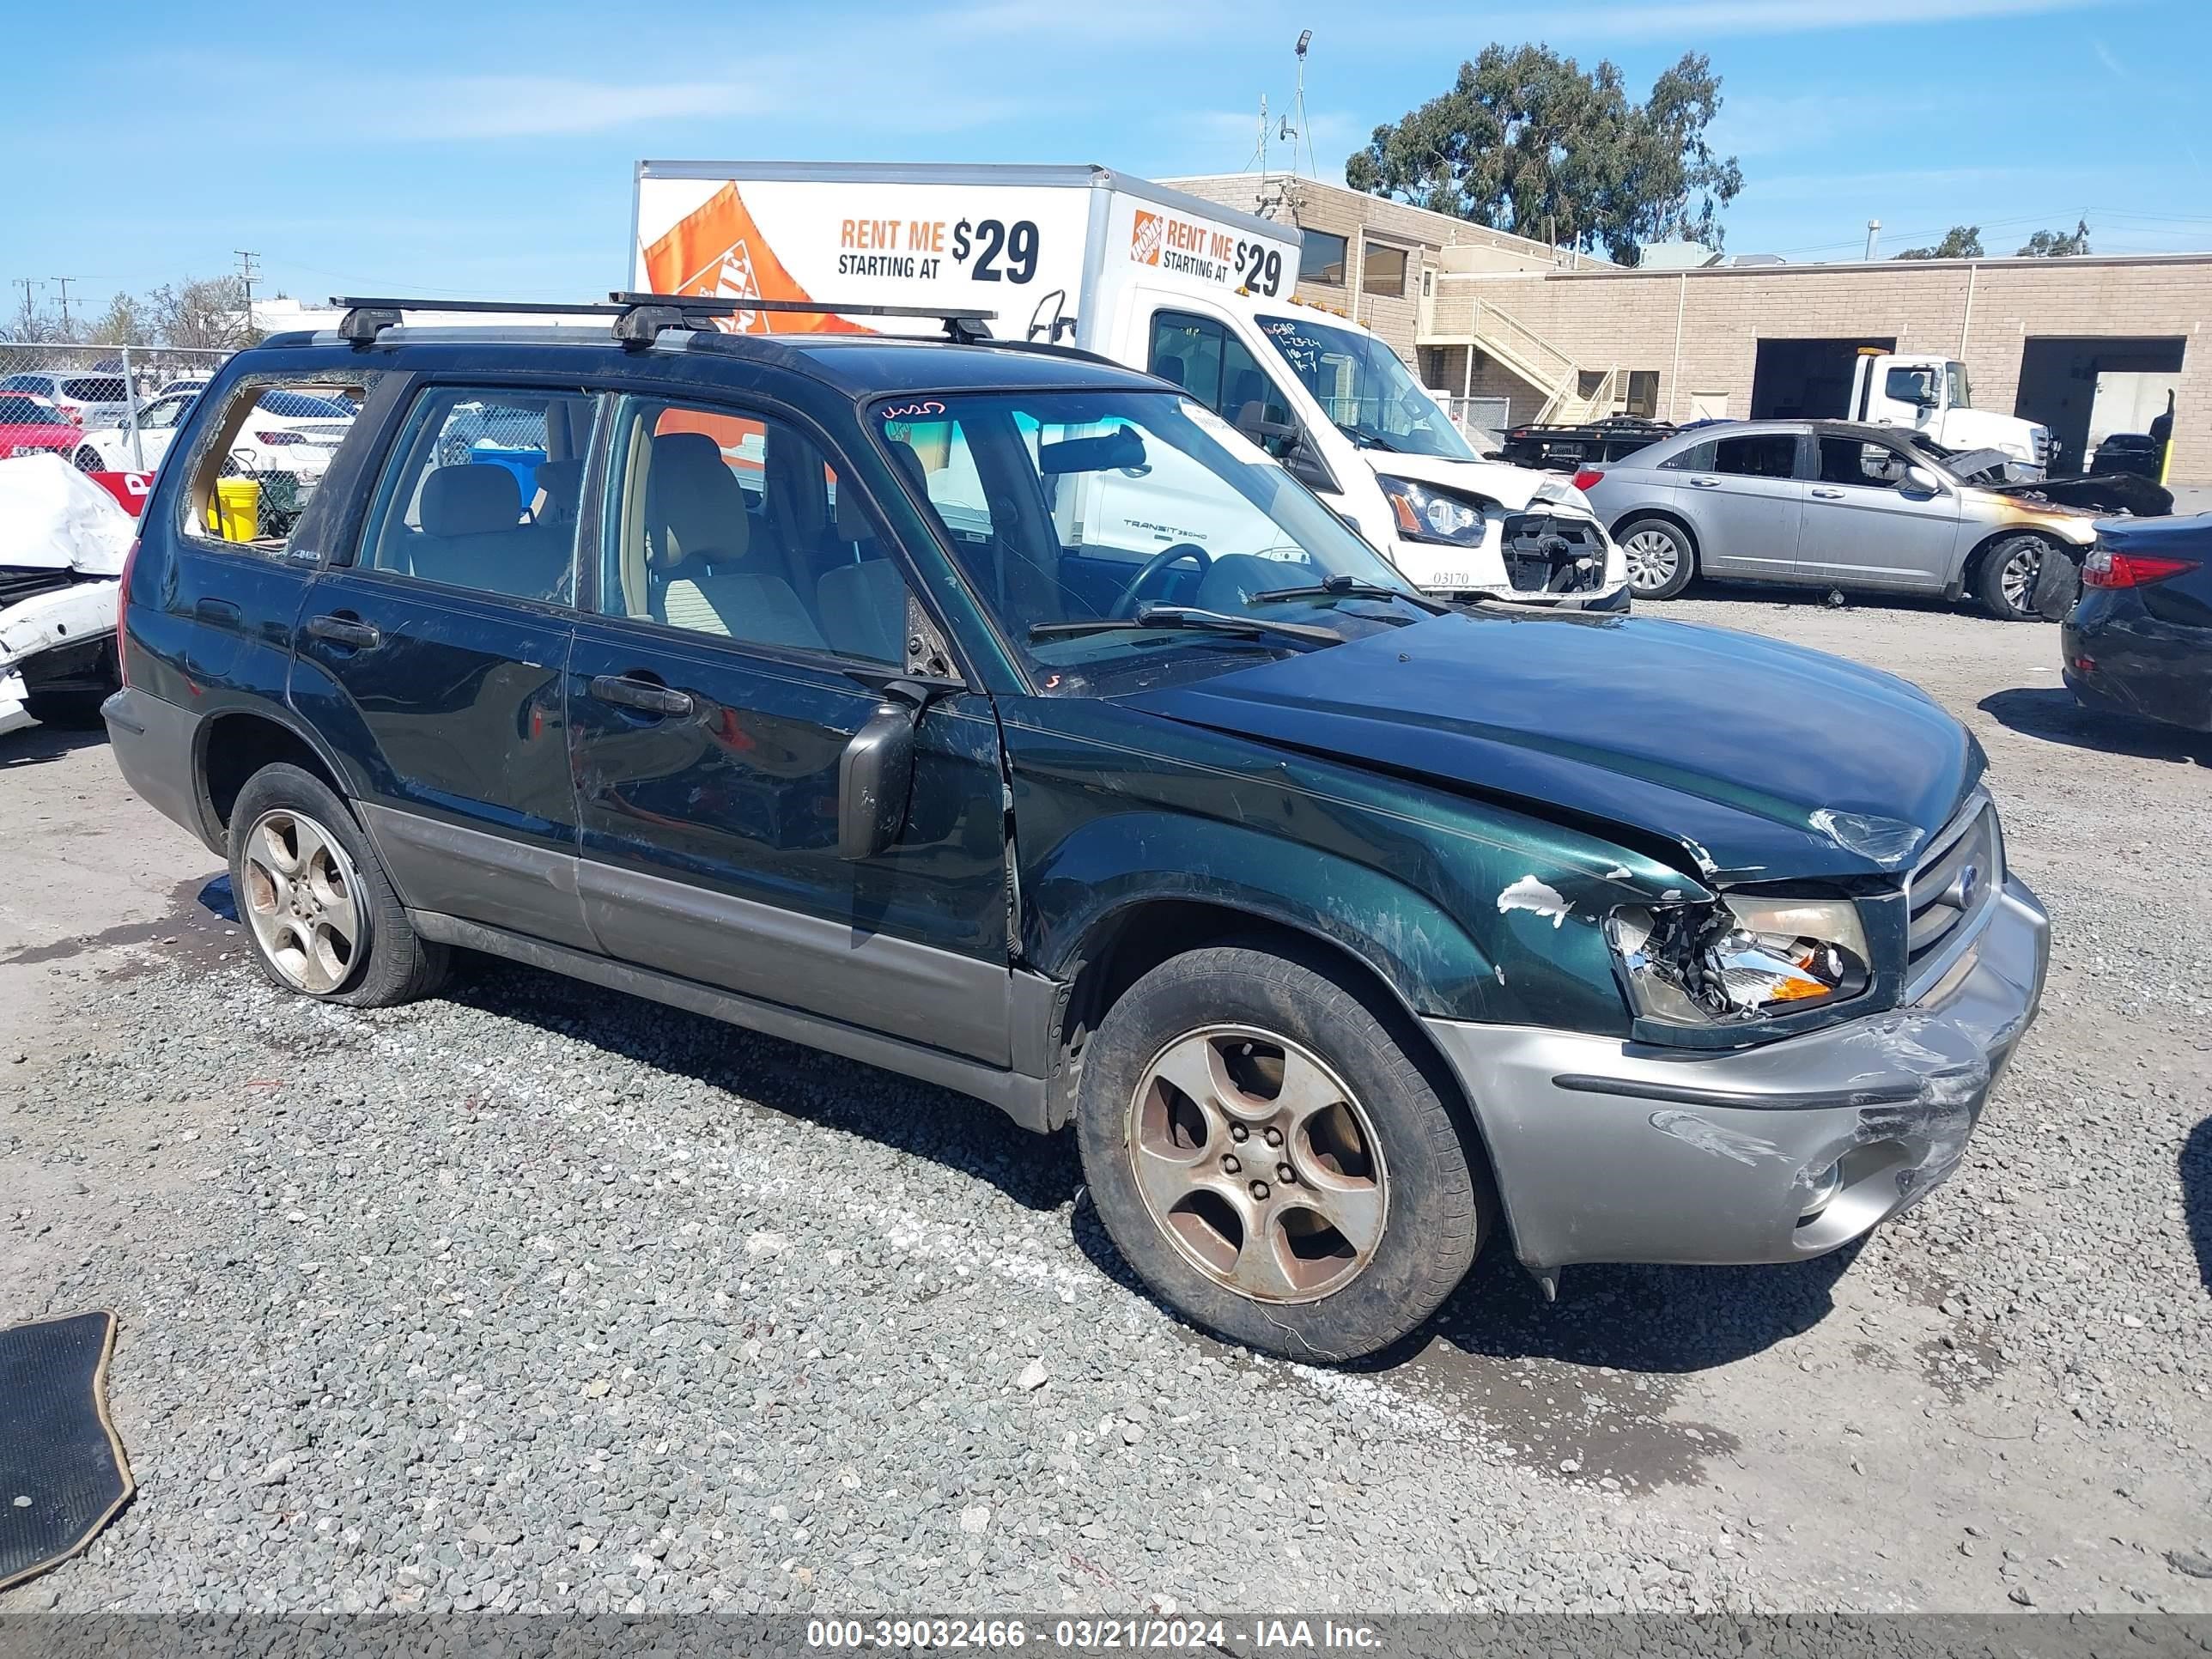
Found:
<box><xmin>1581</xmin><ymin>420</ymin><xmax>2100</xmax><ymax>621</ymax></box>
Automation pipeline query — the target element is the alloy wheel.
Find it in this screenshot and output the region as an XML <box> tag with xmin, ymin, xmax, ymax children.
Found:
<box><xmin>2000</xmin><ymin>542</ymin><xmax>2042</xmax><ymax>613</ymax></box>
<box><xmin>1125</xmin><ymin>1024</ymin><xmax>1389</xmax><ymax>1303</ymax></box>
<box><xmin>240</xmin><ymin>808</ymin><xmax>364</xmax><ymax>994</ymax></box>
<box><xmin>1622</xmin><ymin>528</ymin><xmax>1681</xmax><ymax>592</ymax></box>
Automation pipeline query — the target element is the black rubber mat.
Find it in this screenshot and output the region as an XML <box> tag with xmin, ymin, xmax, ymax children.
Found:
<box><xmin>0</xmin><ymin>1310</ymin><xmax>132</xmax><ymax>1590</ymax></box>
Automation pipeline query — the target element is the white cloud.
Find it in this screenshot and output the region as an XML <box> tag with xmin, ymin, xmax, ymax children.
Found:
<box><xmin>1566</xmin><ymin>0</ymin><xmax>2117</xmax><ymax>37</ymax></box>
<box><xmin>364</xmin><ymin>75</ymin><xmax>763</xmax><ymax>139</ymax></box>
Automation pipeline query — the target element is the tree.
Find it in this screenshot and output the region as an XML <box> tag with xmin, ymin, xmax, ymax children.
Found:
<box><xmin>1894</xmin><ymin>225</ymin><xmax>1984</xmax><ymax>260</ymax></box>
<box><xmin>2019</xmin><ymin>219</ymin><xmax>2091</xmax><ymax>258</ymax></box>
<box><xmin>144</xmin><ymin>275</ymin><xmax>261</xmax><ymax>350</ymax></box>
<box><xmin>1345</xmin><ymin>44</ymin><xmax>1744</xmax><ymax>263</ymax></box>
<box><xmin>88</xmin><ymin>292</ymin><xmax>151</xmax><ymax>345</ymax></box>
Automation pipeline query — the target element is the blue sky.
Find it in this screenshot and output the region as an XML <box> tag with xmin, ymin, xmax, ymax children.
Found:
<box><xmin>7</xmin><ymin>0</ymin><xmax>2210</xmax><ymax>321</ymax></box>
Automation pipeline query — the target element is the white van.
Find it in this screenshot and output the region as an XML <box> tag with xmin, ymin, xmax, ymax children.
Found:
<box><xmin>631</xmin><ymin>161</ymin><xmax>1626</xmax><ymax>610</ymax></box>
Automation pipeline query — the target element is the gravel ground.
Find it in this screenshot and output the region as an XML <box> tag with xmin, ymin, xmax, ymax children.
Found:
<box><xmin>0</xmin><ymin>588</ymin><xmax>2207</xmax><ymax>1616</ymax></box>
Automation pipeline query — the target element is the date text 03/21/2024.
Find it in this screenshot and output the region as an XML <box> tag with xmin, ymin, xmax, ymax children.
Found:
<box><xmin>805</xmin><ymin>1618</ymin><xmax>1382</xmax><ymax>1650</ymax></box>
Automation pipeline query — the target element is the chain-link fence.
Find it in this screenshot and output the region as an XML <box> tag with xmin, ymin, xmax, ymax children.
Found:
<box><xmin>0</xmin><ymin>340</ymin><xmax>233</xmax><ymax>474</ymax></box>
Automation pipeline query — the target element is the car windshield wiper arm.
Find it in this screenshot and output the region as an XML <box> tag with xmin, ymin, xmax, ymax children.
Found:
<box><xmin>1251</xmin><ymin>576</ymin><xmax>1450</xmax><ymax>615</ymax></box>
<box><xmin>1030</xmin><ymin>604</ymin><xmax>1345</xmax><ymax>645</ymax></box>
<box><xmin>1334</xmin><ymin>422</ymin><xmax>1401</xmax><ymax>453</ymax></box>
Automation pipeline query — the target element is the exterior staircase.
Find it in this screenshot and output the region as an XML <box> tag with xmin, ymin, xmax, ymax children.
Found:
<box><xmin>1419</xmin><ymin>283</ymin><xmax>1620</xmax><ymax>426</ymax></box>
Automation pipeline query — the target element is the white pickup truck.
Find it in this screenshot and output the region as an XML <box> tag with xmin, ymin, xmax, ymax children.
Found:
<box><xmin>1848</xmin><ymin>350</ymin><xmax>2052</xmax><ymax>478</ymax></box>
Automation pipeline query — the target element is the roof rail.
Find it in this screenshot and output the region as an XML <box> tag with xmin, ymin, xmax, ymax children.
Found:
<box><xmin>605</xmin><ymin>291</ymin><xmax>997</xmax><ymax>346</ymax></box>
<box><xmin>330</xmin><ymin>294</ymin><xmax>1001</xmax><ymax>349</ymax></box>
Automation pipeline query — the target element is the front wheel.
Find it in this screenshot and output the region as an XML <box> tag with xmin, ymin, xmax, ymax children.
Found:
<box><xmin>1616</xmin><ymin>517</ymin><xmax>1696</xmax><ymax>600</ymax></box>
<box><xmin>1075</xmin><ymin>942</ymin><xmax>1484</xmax><ymax>1360</ymax></box>
<box><xmin>228</xmin><ymin>763</ymin><xmax>447</xmax><ymax>1007</ymax></box>
<box><xmin>1977</xmin><ymin>533</ymin><xmax>2054</xmax><ymax>622</ymax></box>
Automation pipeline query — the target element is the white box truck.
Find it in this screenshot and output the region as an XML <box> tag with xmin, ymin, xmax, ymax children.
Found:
<box><xmin>631</xmin><ymin>161</ymin><xmax>1625</xmax><ymax>609</ymax></box>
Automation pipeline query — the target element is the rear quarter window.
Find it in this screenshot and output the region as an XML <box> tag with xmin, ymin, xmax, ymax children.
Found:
<box><xmin>173</xmin><ymin>370</ymin><xmax>383</xmax><ymax>557</ymax></box>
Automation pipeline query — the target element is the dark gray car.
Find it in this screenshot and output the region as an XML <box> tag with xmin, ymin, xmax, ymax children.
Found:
<box><xmin>1581</xmin><ymin>420</ymin><xmax>2101</xmax><ymax>620</ymax></box>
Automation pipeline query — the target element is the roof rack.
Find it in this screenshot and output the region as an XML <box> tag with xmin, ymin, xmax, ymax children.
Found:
<box><xmin>331</xmin><ymin>294</ymin><xmax>1000</xmax><ymax>350</ymax></box>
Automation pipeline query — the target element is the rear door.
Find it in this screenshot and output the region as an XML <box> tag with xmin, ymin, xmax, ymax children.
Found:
<box><xmin>564</xmin><ymin>387</ymin><xmax>1014</xmax><ymax>1064</ymax></box>
<box><xmin>1671</xmin><ymin>429</ymin><xmax>1808</xmax><ymax>580</ymax></box>
<box><xmin>1796</xmin><ymin>434</ymin><xmax>1961</xmax><ymax>591</ymax></box>
<box><xmin>290</xmin><ymin>380</ymin><xmax>599</xmax><ymax>949</ymax></box>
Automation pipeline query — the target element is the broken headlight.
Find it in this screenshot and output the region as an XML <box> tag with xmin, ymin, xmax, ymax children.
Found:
<box><xmin>1377</xmin><ymin>476</ymin><xmax>1491</xmax><ymax>545</ymax></box>
<box><xmin>1607</xmin><ymin>896</ymin><xmax>1870</xmax><ymax>1026</ymax></box>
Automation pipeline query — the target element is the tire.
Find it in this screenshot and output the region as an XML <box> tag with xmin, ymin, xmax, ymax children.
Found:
<box><xmin>1976</xmin><ymin>533</ymin><xmax>2053</xmax><ymax>622</ymax></box>
<box><xmin>1075</xmin><ymin>941</ymin><xmax>1483</xmax><ymax>1361</ymax></box>
<box><xmin>1616</xmin><ymin>516</ymin><xmax>1696</xmax><ymax>600</ymax></box>
<box><xmin>23</xmin><ymin>689</ymin><xmax>111</xmax><ymax>729</ymax></box>
<box><xmin>228</xmin><ymin>762</ymin><xmax>447</xmax><ymax>1008</ymax></box>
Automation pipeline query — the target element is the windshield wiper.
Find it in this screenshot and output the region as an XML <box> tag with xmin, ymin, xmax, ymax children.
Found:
<box><xmin>1030</xmin><ymin>604</ymin><xmax>1345</xmax><ymax>646</ymax></box>
<box><xmin>1334</xmin><ymin>422</ymin><xmax>1401</xmax><ymax>453</ymax></box>
<box><xmin>1251</xmin><ymin>575</ymin><xmax>1449</xmax><ymax>615</ymax></box>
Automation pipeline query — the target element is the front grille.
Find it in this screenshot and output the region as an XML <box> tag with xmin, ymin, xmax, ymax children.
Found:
<box><xmin>1500</xmin><ymin>512</ymin><xmax>1605</xmax><ymax>594</ymax></box>
<box><xmin>1904</xmin><ymin>797</ymin><xmax>2002</xmax><ymax>997</ymax></box>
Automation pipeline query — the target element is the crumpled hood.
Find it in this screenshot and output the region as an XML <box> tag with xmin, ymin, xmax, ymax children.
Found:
<box><xmin>1121</xmin><ymin>609</ymin><xmax>1982</xmax><ymax>884</ymax></box>
<box><xmin>1364</xmin><ymin>450</ymin><xmax>1599</xmax><ymax>520</ymax></box>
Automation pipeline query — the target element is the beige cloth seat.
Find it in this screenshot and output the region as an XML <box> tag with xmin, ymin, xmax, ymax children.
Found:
<box><xmin>646</xmin><ymin>432</ymin><xmax>825</xmax><ymax>652</ymax></box>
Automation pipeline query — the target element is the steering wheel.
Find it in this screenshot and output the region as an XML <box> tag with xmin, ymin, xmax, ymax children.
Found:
<box><xmin>1110</xmin><ymin>542</ymin><xmax>1212</xmax><ymax>619</ymax></box>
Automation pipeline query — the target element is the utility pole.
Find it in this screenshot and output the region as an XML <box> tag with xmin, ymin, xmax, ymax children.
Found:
<box><xmin>1864</xmin><ymin>219</ymin><xmax>1881</xmax><ymax>260</ymax></box>
<box><xmin>235</xmin><ymin>249</ymin><xmax>261</xmax><ymax>331</ymax></box>
<box><xmin>50</xmin><ymin>276</ymin><xmax>75</xmax><ymax>336</ymax></box>
<box><xmin>11</xmin><ymin>277</ymin><xmax>36</xmax><ymax>337</ymax></box>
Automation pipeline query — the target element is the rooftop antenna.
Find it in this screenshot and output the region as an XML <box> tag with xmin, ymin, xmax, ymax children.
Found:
<box><xmin>1246</xmin><ymin>93</ymin><xmax>1270</xmax><ymax>173</ymax></box>
<box><xmin>1286</xmin><ymin>29</ymin><xmax>1316</xmax><ymax>177</ymax></box>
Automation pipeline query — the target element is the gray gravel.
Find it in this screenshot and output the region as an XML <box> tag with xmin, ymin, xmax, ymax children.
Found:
<box><xmin>1</xmin><ymin>590</ymin><xmax>2208</xmax><ymax>1615</ymax></box>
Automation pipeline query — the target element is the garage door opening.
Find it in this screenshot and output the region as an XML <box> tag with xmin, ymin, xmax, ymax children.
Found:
<box><xmin>1751</xmin><ymin>337</ymin><xmax>1897</xmax><ymax>421</ymax></box>
<box><xmin>2014</xmin><ymin>336</ymin><xmax>2185</xmax><ymax>475</ymax></box>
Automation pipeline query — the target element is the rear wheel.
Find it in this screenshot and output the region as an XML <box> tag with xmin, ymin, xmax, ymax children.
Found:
<box><xmin>1075</xmin><ymin>942</ymin><xmax>1483</xmax><ymax>1360</ymax></box>
<box><xmin>72</xmin><ymin>447</ymin><xmax>104</xmax><ymax>473</ymax></box>
<box><xmin>228</xmin><ymin>763</ymin><xmax>447</xmax><ymax>1007</ymax></box>
<box><xmin>1617</xmin><ymin>517</ymin><xmax>1696</xmax><ymax>600</ymax></box>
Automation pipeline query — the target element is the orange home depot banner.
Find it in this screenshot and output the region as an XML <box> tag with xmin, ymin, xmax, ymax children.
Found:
<box><xmin>641</xmin><ymin>182</ymin><xmax>866</xmax><ymax>337</ymax></box>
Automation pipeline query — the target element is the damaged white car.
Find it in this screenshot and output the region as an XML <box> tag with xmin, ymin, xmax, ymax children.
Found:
<box><xmin>0</xmin><ymin>455</ymin><xmax>131</xmax><ymax>732</ymax></box>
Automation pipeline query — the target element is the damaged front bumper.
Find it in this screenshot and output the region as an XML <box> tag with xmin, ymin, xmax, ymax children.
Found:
<box><xmin>1424</xmin><ymin>875</ymin><xmax>2048</xmax><ymax>1272</ymax></box>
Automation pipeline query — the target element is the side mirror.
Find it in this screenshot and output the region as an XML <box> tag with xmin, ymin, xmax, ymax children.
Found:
<box><xmin>838</xmin><ymin>704</ymin><xmax>917</xmax><ymax>860</ymax></box>
<box><xmin>1903</xmin><ymin>464</ymin><xmax>1942</xmax><ymax>495</ymax></box>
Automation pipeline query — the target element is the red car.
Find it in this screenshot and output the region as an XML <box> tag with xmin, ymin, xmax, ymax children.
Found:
<box><xmin>0</xmin><ymin>393</ymin><xmax>82</xmax><ymax>461</ymax></box>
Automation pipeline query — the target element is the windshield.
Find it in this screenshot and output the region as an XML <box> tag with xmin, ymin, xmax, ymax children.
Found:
<box><xmin>877</xmin><ymin>389</ymin><xmax>1431</xmax><ymax>695</ymax></box>
<box><xmin>1256</xmin><ymin>313</ymin><xmax>1477</xmax><ymax>461</ymax></box>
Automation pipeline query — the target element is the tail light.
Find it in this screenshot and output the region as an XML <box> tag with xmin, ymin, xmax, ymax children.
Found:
<box><xmin>1571</xmin><ymin>467</ymin><xmax>1604</xmax><ymax>492</ymax></box>
<box><xmin>115</xmin><ymin>537</ymin><xmax>142</xmax><ymax>689</ymax></box>
<box><xmin>2082</xmin><ymin>547</ymin><xmax>2200</xmax><ymax>589</ymax></box>
<box><xmin>64</xmin><ymin>408</ymin><xmax>82</xmax><ymax>425</ymax></box>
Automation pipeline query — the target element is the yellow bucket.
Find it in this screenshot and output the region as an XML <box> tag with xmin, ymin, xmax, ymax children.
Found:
<box><xmin>210</xmin><ymin>477</ymin><xmax>261</xmax><ymax>543</ymax></box>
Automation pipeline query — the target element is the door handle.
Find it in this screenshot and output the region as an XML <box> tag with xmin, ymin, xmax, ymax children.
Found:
<box><xmin>589</xmin><ymin>673</ymin><xmax>695</xmax><ymax>719</ymax></box>
<box><xmin>1687</xmin><ymin>477</ymin><xmax>1721</xmax><ymax>488</ymax></box>
<box><xmin>306</xmin><ymin>613</ymin><xmax>381</xmax><ymax>649</ymax></box>
<box><xmin>1809</xmin><ymin>487</ymin><xmax>1846</xmax><ymax>500</ymax></box>
<box><xmin>193</xmin><ymin>597</ymin><xmax>241</xmax><ymax>624</ymax></box>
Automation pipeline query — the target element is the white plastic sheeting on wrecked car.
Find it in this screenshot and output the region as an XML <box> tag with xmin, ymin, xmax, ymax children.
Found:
<box><xmin>0</xmin><ymin>453</ymin><xmax>134</xmax><ymax>574</ymax></box>
<box><xmin>0</xmin><ymin>454</ymin><xmax>131</xmax><ymax>732</ymax></box>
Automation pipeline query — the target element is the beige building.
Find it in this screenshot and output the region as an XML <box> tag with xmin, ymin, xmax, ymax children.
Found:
<box><xmin>1170</xmin><ymin>173</ymin><xmax>2209</xmax><ymax>483</ymax></box>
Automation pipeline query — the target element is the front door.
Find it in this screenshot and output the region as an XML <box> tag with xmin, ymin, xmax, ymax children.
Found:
<box><xmin>1679</xmin><ymin>428</ymin><xmax>1808</xmax><ymax>580</ymax></box>
<box><xmin>564</xmin><ymin>391</ymin><xmax>1014</xmax><ymax>1064</ymax></box>
<box><xmin>292</xmin><ymin>380</ymin><xmax>599</xmax><ymax>949</ymax></box>
<box><xmin>1795</xmin><ymin>434</ymin><xmax>1960</xmax><ymax>592</ymax></box>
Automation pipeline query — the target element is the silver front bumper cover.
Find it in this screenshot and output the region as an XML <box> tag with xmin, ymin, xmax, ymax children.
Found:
<box><xmin>1424</xmin><ymin>877</ymin><xmax>2049</xmax><ymax>1271</ymax></box>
